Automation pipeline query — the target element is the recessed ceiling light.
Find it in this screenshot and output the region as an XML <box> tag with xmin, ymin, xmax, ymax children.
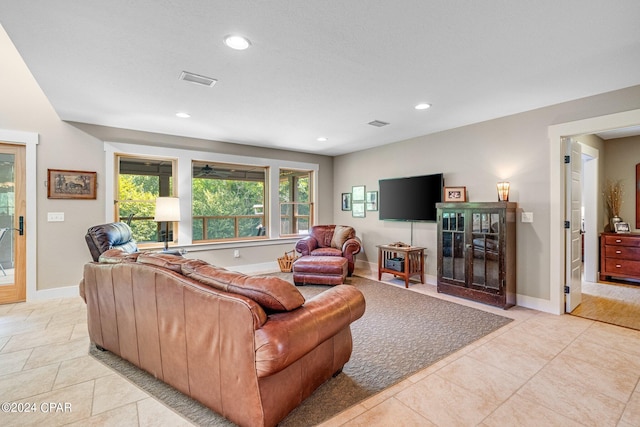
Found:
<box><xmin>176</xmin><ymin>112</ymin><xmax>191</xmax><ymax>118</ymax></box>
<box><xmin>317</xmin><ymin>137</ymin><xmax>328</xmax><ymax>142</ymax></box>
<box><xmin>224</xmin><ymin>35</ymin><xmax>251</xmax><ymax>50</ymax></box>
<box><xmin>415</xmin><ymin>103</ymin><xmax>432</xmax><ymax>110</ymax></box>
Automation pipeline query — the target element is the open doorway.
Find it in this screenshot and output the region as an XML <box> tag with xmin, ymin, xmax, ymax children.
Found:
<box><xmin>549</xmin><ymin>108</ymin><xmax>640</xmax><ymax>315</ymax></box>
<box><xmin>567</xmin><ymin>134</ymin><xmax>640</xmax><ymax>330</ymax></box>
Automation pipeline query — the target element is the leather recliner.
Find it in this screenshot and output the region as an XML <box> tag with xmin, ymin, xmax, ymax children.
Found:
<box><xmin>295</xmin><ymin>225</ymin><xmax>362</xmax><ymax>276</ymax></box>
<box><xmin>85</xmin><ymin>222</ymin><xmax>138</xmax><ymax>261</ymax></box>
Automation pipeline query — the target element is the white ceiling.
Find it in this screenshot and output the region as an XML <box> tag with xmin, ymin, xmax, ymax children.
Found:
<box><xmin>1</xmin><ymin>1</ymin><xmax>640</xmax><ymax>156</ymax></box>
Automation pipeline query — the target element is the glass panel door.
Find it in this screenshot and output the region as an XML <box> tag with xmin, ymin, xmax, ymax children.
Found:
<box><xmin>441</xmin><ymin>210</ymin><xmax>465</xmax><ymax>283</ymax></box>
<box><xmin>471</xmin><ymin>211</ymin><xmax>501</xmax><ymax>290</ymax></box>
<box><xmin>0</xmin><ymin>144</ymin><xmax>26</xmax><ymax>304</ymax></box>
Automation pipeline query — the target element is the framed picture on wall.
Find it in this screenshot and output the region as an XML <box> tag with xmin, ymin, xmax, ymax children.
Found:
<box><xmin>352</xmin><ymin>185</ymin><xmax>365</xmax><ymax>201</ymax></box>
<box><xmin>366</xmin><ymin>191</ymin><xmax>378</xmax><ymax>211</ymax></box>
<box><xmin>352</xmin><ymin>201</ymin><xmax>365</xmax><ymax>218</ymax></box>
<box><xmin>341</xmin><ymin>193</ymin><xmax>352</xmax><ymax>211</ymax></box>
<box><xmin>47</xmin><ymin>169</ymin><xmax>97</xmax><ymax>199</ymax></box>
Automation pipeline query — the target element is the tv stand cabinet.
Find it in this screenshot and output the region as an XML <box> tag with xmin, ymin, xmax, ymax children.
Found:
<box><xmin>377</xmin><ymin>244</ymin><xmax>425</xmax><ymax>288</ymax></box>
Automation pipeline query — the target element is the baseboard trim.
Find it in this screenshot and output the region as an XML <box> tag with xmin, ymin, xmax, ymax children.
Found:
<box><xmin>34</xmin><ymin>285</ymin><xmax>79</xmax><ymax>301</ymax></box>
<box><xmin>516</xmin><ymin>294</ymin><xmax>558</xmax><ymax>314</ymax></box>
<box><xmin>357</xmin><ymin>260</ymin><xmax>556</xmax><ymax>314</ymax></box>
<box><xmin>228</xmin><ymin>261</ymin><xmax>280</xmax><ymax>275</ymax></box>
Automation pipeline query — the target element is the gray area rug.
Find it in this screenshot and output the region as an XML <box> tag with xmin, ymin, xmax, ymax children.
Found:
<box><xmin>90</xmin><ymin>274</ymin><xmax>512</xmax><ymax>426</ymax></box>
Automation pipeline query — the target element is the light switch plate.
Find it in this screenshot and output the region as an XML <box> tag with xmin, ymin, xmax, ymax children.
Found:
<box><xmin>47</xmin><ymin>212</ymin><xmax>64</xmax><ymax>222</ymax></box>
<box><xmin>521</xmin><ymin>212</ymin><xmax>533</xmax><ymax>223</ymax></box>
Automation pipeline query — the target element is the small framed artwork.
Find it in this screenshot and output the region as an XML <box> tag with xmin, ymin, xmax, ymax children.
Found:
<box><xmin>352</xmin><ymin>201</ymin><xmax>365</xmax><ymax>218</ymax></box>
<box><xmin>614</xmin><ymin>222</ymin><xmax>630</xmax><ymax>233</ymax></box>
<box><xmin>341</xmin><ymin>193</ymin><xmax>352</xmax><ymax>211</ymax></box>
<box><xmin>47</xmin><ymin>169</ymin><xmax>97</xmax><ymax>199</ymax></box>
<box><xmin>366</xmin><ymin>191</ymin><xmax>378</xmax><ymax>211</ymax></box>
<box><xmin>444</xmin><ymin>186</ymin><xmax>467</xmax><ymax>202</ymax></box>
<box><xmin>352</xmin><ymin>185</ymin><xmax>366</xmax><ymax>201</ymax></box>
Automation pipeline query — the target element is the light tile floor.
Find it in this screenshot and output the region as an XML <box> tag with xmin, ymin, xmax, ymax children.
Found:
<box><xmin>0</xmin><ymin>270</ymin><xmax>638</xmax><ymax>427</ymax></box>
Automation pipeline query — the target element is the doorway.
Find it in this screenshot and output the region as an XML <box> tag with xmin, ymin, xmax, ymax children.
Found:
<box><xmin>0</xmin><ymin>143</ymin><xmax>26</xmax><ymax>304</ymax></box>
<box><xmin>549</xmin><ymin>108</ymin><xmax>640</xmax><ymax>315</ymax></box>
<box><xmin>568</xmin><ymin>137</ymin><xmax>640</xmax><ymax>330</ymax></box>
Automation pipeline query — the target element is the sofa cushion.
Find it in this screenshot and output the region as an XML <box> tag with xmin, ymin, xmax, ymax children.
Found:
<box><xmin>136</xmin><ymin>252</ymin><xmax>191</xmax><ymax>273</ymax></box>
<box><xmin>331</xmin><ymin>225</ymin><xmax>353</xmax><ymax>249</ymax></box>
<box><xmin>310</xmin><ymin>247</ymin><xmax>343</xmax><ymax>257</ymax></box>
<box><xmin>181</xmin><ymin>260</ymin><xmax>305</xmax><ymax>312</ymax></box>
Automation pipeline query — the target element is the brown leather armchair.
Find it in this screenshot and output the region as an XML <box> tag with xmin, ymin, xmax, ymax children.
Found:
<box><xmin>85</xmin><ymin>222</ymin><xmax>138</xmax><ymax>261</ymax></box>
<box><xmin>295</xmin><ymin>225</ymin><xmax>361</xmax><ymax>276</ymax></box>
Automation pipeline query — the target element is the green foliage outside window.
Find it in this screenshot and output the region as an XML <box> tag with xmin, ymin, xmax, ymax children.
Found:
<box><xmin>192</xmin><ymin>177</ymin><xmax>265</xmax><ymax>240</ymax></box>
<box><xmin>118</xmin><ymin>175</ymin><xmax>162</xmax><ymax>243</ymax></box>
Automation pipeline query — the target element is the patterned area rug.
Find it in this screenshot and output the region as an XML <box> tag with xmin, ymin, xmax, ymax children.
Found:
<box><xmin>90</xmin><ymin>274</ymin><xmax>512</xmax><ymax>426</ymax></box>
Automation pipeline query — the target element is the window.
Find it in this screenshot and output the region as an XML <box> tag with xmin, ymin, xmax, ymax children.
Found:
<box><xmin>107</xmin><ymin>141</ymin><xmax>319</xmax><ymax>245</ymax></box>
<box><xmin>279</xmin><ymin>169</ymin><xmax>313</xmax><ymax>235</ymax></box>
<box><xmin>116</xmin><ymin>156</ymin><xmax>176</xmax><ymax>245</ymax></box>
<box><xmin>192</xmin><ymin>161</ymin><xmax>267</xmax><ymax>242</ymax></box>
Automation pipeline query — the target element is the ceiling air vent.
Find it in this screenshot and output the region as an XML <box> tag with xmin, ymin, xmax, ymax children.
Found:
<box><xmin>368</xmin><ymin>120</ymin><xmax>390</xmax><ymax>127</ymax></box>
<box><xmin>179</xmin><ymin>71</ymin><xmax>217</xmax><ymax>87</ymax></box>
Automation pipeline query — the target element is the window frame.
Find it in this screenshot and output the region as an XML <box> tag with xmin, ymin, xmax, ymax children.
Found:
<box><xmin>115</xmin><ymin>154</ymin><xmax>178</xmax><ymax>249</ymax></box>
<box><xmin>279</xmin><ymin>168</ymin><xmax>314</xmax><ymax>237</ymax></box>
<box><xmin>191</xmin><ymin>160</ymin><xmax>269</xmax><ymax>243</ymax></box>
<box><xmin>105</xmin><ymin>142</ymin><xmax>318</xmax><ymax>249</ymax></box>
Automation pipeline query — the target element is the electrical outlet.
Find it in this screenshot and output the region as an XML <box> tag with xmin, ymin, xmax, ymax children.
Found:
<box><xmin>47</xmin><ymin>212</ymin><xmax>65</xmax><ymax>222</ymax></box>
<box><xmin>233</xmin><ymin>250</ymin><xmax>240</xmax><ymax>258</ymax></box>
<box><xmin>521</xmin><ymin>212</ymin><xmax>533</xmax><ymax>223</ymax></box>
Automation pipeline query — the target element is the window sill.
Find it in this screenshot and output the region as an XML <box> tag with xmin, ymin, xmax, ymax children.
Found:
<box><xmin>177</xmin><ymin>236</ymin><xmax>301</xmax><ymax>253</ymax></box>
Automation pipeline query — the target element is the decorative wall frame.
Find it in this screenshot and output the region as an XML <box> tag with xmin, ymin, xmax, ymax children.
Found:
<box><xmin>341</xmin><ymin>192</ymin><xmax>352</xmax><ymax>211</ymax></box>
<box><xmin>444</xmin><ymin>186</ymin><xmax>467</xmax><ymax>202</ymax></box>
<box><xmin>47</xmin><ymin>169</ymin><xmax>97</xmax><ymax>199</ymax></box>
<box><xmin>366</xmin><ymin>191</ymin><xmax>378</xmax><ymax>211</ymax></box>
<box><xmin>352</xmin><ymin>201</ymin><xmax>365</xmax><ymax>218</ymax></box>
<box><xmin>352</xmin><ymin>185</ymin><xmax>365</xmax><ymax>201</ymax></box>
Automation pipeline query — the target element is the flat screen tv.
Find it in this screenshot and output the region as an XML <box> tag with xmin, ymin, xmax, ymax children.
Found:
<box><xmin>378</xmin><ymin>173</ymin><xmax>443</xmax><ymax>222</ymax></box>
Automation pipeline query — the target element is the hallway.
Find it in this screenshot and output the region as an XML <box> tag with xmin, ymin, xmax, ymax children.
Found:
<box><xmin>571</xmin><ymin>279</ymin><xmax>640</xmax><ymax>331</ymax></box>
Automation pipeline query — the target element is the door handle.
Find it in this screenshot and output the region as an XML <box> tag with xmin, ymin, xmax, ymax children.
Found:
<box><xmin>14</xmin><ymin>216</ymin><xmax>23</xmax><ymax>235</ymax></box>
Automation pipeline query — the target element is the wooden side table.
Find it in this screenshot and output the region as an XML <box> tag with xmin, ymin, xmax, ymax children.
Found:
<box><xmin>377</xmin><ymin>244</ymin><xmax>425</xmax><ymax>288</ymax></box>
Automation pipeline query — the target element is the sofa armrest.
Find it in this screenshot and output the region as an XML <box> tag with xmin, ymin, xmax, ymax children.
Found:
<box><xmin>295</xmin><ymin>235</ymin><xmax>318</xmax><ymax>256</ymax></box>
<box><xmin>254</xmin><ymin>285</ymin><xmax>365</xmax><ymax>377</ymax></box>
<box><xmin>342</xmin><ymin>236</ymin><xmax>362</xmax><ymax>256</ymax></box>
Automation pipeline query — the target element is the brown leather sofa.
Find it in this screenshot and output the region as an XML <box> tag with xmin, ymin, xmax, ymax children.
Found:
<box><xmin>295</xmin><ymin>225</ymin><xmax>362</xmax><ymax>276</ymax></box>
<box><xmin>80</xmin><ymin>251</ymin><xmax>365</xmax><ymax>427</ymax></box>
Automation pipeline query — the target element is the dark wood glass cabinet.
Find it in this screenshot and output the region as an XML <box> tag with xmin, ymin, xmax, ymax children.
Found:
<box><xmin>436</xmin><ymin>202</ymin><xmax>517</xmax><ymax>309</ymax></box>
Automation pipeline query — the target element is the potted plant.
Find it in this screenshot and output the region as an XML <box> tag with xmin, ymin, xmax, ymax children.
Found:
<box><xmin>604</xmin><ymin>179</ymin><xmax>623</xmax><ymax>230</ymax></box>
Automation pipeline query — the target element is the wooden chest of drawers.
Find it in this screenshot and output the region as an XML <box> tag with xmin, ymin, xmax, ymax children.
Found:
<box><xmin>600</xmin><ymin>233</ymin><xmax>640</xmax><ymax>281</ymax></box>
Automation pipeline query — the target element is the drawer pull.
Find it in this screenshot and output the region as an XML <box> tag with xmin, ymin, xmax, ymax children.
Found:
<box><xmin>616</xmin><ymin>264</ymin><xmax>622</xmax><ymax>268</ymax></box>
<box><xmin>615</xmin><ymin>239</ymin><xmax>622</xmax><ymax>243</ymax></box>
<box><xmin>616</xmin><ymin>250</ymin><xmax>622</xmax><ymax>254</ymax></box>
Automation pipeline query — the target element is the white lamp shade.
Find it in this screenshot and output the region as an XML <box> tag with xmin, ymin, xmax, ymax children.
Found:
<box><xmin>154</xmin><ymin>197</ymin><xmax>181</xmax><ymax>222</ymax></box>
